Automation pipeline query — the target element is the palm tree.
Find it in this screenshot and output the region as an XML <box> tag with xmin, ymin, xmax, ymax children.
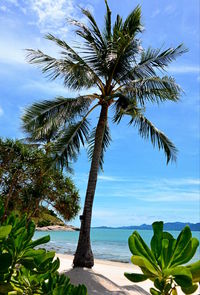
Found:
<box><xmin>22</xmin><ymin>1</ymin><xmax>186</xmax><ymax>268</ymax></box>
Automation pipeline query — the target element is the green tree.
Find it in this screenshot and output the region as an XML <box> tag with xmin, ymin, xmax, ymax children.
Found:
<box><xmin>0</xmin><ymin>138</ymin><xmax>80</xmax><ymax>222</ymax></box>
<box><xmin>22</xmin><ymin>1</ymin><xmax>186</xmax><ymax>267</ymax></box>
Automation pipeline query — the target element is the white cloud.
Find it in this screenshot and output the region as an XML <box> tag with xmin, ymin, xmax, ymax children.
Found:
<box><xmin>98</xmin><ymin>175</ymin><xmax>127</xmax><ymax>182</ymax></box>
<box><xmin>0</xmin><ymin>5</ymin><xmax>8</xmax><ymax>12</ymax></box>
<box><xmin>1</xmin><ymin>0</ymin><xmax>94</xmax><ymax>36</ymax></box>
<box><xmin>28</xmin><ymin>0</ymin><xmax>74</xmax><ymax>35</ymax></box>
<box><xmin>95</xmin><ymin>177</ymin><xmax>200</xmax><ymax>203</ymax></box>
<box><xmin>139</xmin><ymin>191</ymin><xmax>199</xmax><ymax>202</ymax></box>
<box><xmin>0</xmin><ymin>0</ymin><xmax>95</xmax><ymax>68</ymax></box>
<box><xmin>0</xmin><ymin>106</ymin><xmax>4</xmax><ymax>116</ymax></box>
<box><xmin>168</xmin><ymin>65</ymin><xmax>200</xmax><ymax>74</ymax></box>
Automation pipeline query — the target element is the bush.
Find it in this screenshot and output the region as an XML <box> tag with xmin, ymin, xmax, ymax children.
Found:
<box><xmin>125</xmin><ymin>221</ymin><xmax>200</xmax><ymax>295</ymax></box>
<box><xmin>0</xmin><ymin>205</ymin><xmax>87</xmax><ymax>294</ymax></box>
<box><xmin>37</xmin><ymin>219</ymin><xmax>51</xmax><ymax>227</ymax></box>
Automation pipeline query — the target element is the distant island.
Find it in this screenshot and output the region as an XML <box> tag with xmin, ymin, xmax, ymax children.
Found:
<box><xmin>93</xmin><ymin>222</ymin><xmax>200</xmax><ymax>231</ymax></box>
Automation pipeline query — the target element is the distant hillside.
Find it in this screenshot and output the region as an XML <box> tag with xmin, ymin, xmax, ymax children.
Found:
<box><xmin>32</xmin><ymin>206</ymin><xmax>64</xmax><ymax>227</ymax></box>
<box><xmin>93</xmin><ymin>222</ymin><xmax>200</xmax><ymax>231</ymax></box>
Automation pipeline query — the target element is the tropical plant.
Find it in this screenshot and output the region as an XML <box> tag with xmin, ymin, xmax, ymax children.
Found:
<box><xmin>22</xmin><ymin>1</ymin><xmax>187</xmax><ymax>267</ymax></box>
<box><xmin>0</xmin><ymin>138</ymin><xmax>80</xmax><ymax>222</ymax></box>
<box><xmin>125</xmin><ymin>221</ymin><xmax>200</xmax><ymax>295</ymax></box>
<box><xmin>0</xmin><ymin>204</ymin><xmax>87</xmax><ymax>294</ymax></box>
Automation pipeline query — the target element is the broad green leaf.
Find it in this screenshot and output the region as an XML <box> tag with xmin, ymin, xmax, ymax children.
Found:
<box><xmin>129</xmin><ymin>233</ymin><xmax>157</xmax><ymax>270</ymax></box>
<box><xmin>181</xmin><ymin>284</ymin><xmax>198</xmax><ymax>294</ymax></box>
<box><xmin>152</xmin><ymin>221</ymin><xmax>163</xmax><ymax>234</ymax></box>
<box><xmin>162</xmin><ymin>231</ymin><xmax>173</xmax><ymax>240</ymax></box>
<box><xmin>128</xmin><ymin>232</ymin><xmax>140</xmax><ymax>255</ymax></box>
<box><xmin>154</xmin><ymin>278</ymin><xmax>165</xmax><ymax>291</ymax></box>
<box><xmin>150</xmin><ymin>287</ymin><xmax>161</xmax><ymax>295</ymax></box>
<box><xmin>140</xmin><ymin>266</ymin><xmax>156</xmax><ymax>281</ymax></box>
<box><xmin>164</xmin><ymin>266</ymin><xmax>193</xmax><ymax>288</ymax></box>
<box><xmin>29</xmin><ymin>235</ymin><xmax>50</xmax><ymax>248</ymax></box>
<box><xmin>24</xmin><ymin>221</ymin><xmax>36</xmax><ymax>246</ymax></box>
<box><xmin>19</xmin><ymin>257</ymin><xmax>35</xmax><ymax>269</ymax></box>
<box><xmin>22</xmin><ymin>249</ymin><xmax>46</xmax><ymax>258</ymax></box>
<box><xmin>171</xmin><ymin>238</ymin><xmax>199</xmax><ymax>267</ymax></box>
<box><xmin>160</xmin><ymin>239</ymin><xmax>169</xmax><ymax>269</ymax></box>
<box><xmin>131</xmin><ymin>255</ymin><xmax>159</xmax><ymax>275</ymax></box>
<box><xmin>50</xmin><ymin>258</ymin><xmax>60</xmax><ymax>273</ymax></box>
<box><xmin>187</xmin><ymin>260</ymin><xmax>200</xmax><ymax>283</ymax></box>
<box><xmin>0</xmin><ymin>225</ymin><xmax>12</xmax><ymax>240</ymax></box>
<box><xmin>134</xmin><ymin>231</ymin><xmax>157</xmax><ymax>264</ymax></box>
<box><xmin>151</xmin><ymin>222</ymin><xmax>163</xmax><ymax>260</ymax></box>
<box><xmin>162</xmin><ymin>232</ymin><xmax>176</xmax><ymax>264</ymax></box>
<box><xmin>169</xmin><ymin>226</ymin><xmax>191</xmax><ymax>266</ymax></box>
<box><xmin>124</xmin><ymin>272</ymin><xmax>148</xmax><ymax>282</ymax></box>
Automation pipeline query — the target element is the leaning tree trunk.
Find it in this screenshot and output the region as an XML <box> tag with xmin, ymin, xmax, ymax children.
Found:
<box><xmin>73</xmin><ymin>103</ymin><xmax>108</xmax><ymax>268</ymax></box>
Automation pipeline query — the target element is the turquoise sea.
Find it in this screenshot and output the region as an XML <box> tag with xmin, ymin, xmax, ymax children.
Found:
<box><xmin>34</xmin><ymin>229</ymin><xmax>200</xmax><ymax>263</ymax></box>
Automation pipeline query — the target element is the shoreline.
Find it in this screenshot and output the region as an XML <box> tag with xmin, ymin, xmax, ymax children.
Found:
<box><xmin>57</xmin><ymin>253</ymin><xmax>199</xmax><ymax>295</ymax></box>
<box><xmin>36</xmin><ymin>225</ymin><xmax>79</xmax><ymax>231</ymax></box>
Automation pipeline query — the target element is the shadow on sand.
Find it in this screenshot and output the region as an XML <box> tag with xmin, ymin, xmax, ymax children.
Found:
<box><xmin>63</xmin><ymin>268</ymin><xmax>149</xmax><ymax>295</ymax></box>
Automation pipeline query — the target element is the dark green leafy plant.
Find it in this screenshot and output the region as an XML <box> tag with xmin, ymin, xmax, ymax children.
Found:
<box><xmin>0</xmin><ymin>138</ymin><xmax>80</xmax><ymax>222</ymax></box>
<box><xmin>125</xmin><ymin>221</ymin><xmax>200</xmax><ymax>295</ymax></box>
<box><xmin>0</xmin><ymin>205</ymin><xmax>87</xmax><ymax>294</ymax></box>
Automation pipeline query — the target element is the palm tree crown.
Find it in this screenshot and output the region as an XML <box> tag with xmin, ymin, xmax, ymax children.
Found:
<box><xmin>22</xmin><ymin>1</ymin><xmax>186</xmax><ymax>267</ymax></box>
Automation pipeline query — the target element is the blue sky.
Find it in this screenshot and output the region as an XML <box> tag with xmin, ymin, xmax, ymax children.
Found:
<box><xmin>0</xmin><ymin>0</ymin><xmax>199</xmax><ymax>226</ymax></box>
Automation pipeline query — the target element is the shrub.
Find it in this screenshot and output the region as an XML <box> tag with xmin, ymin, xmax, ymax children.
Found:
<box><xmin>0</xmin><ymin>206</ymin><xmax>87</xmax><ymax>294</ymax></box>
<box><xmin>125</xmin><ymin>221</ymin><xmax>200</xmax><ymax>295</ymax></box>
<box><xmin>37</xmin><ymin>219</ymin><xmax>51</xmax><ymax>227</ymax></box>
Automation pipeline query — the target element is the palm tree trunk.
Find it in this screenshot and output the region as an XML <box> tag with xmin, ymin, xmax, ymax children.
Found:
<box><xmin>73</xmin><ymin>103</ymin><xmax>108</xmax><ymax>268</ymax></box>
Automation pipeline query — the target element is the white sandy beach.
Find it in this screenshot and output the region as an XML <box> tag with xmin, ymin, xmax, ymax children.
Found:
<box><xmin>57</xmin><ymin>254</ymin><xmax>200</xmax><ymax>295</ymax></box>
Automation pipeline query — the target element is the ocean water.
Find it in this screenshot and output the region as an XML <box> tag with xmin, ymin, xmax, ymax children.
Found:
<box><xmin>34</xmin><ymin>228</ymin><xmax>200</xmax><ymax>263</ymax></box>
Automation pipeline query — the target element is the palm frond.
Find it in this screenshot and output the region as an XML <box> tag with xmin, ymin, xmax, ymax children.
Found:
<box><xmin>46</xmin><ymin>33</ymin><xmax>103</xmax><ymax>86</ymax></box>
<box><xmin>22</xmin><ymin>96</ymin><xmax>93</xmax><ymax>141</ymax></box>
<box><xmin>68</xmin><ymin>18</ymin><xmax>109</xmax><ymax>83</ymax></box>
<box><xmin>116</xmin><ymin>44</ymin><xmax>188</xmax><ymax>84</ymax></box>
<box><xmin>123</xmin><ymin>5</ymin><xmax>143</xmax><ymax>37</ymax></box>
<box><xmin>113</xmin><ymin>95</ymin><xmax>142</xmax><ymax>124</ymax></box>
<box><xmin>140</xmin><ymin>44</ymin><xmax>187</xmax><ymax>72</ymax></box>
<box><xmin>104</xmin><ymin>0</ymin><xmax>112</xmax><ymax>41</ymax></box>
<box><xmin>26</xmin><ymin>38</ymin><xmax>100</xmax><ymax>90</ymax></box>
<box><xmin>53</xmin><ymin>118</ymin><xmax>90</xmax><ymax>164</ymax></box>
<box><xmin>121</xmin><ymin>76</ymin><xmax>182</xmax><ymax>105</ymax></box>
<box><xmin>87</xmin><ymin>122</ymin><xmax>111</xmax><ymax>170</ymax></box>
<box><xmin>80</xmin><ymin>7</ymin><xmax>105</xmax><ymax>46</ymax></box>
<box><xmin>113</xmin><ymin>14</ymin><xmax>123</xmax><ymax>40</ymax></box>
<box><xmin>131</xmin><ymin>114</ymin><xmax>177</xmax><ymax>163</ymax></box>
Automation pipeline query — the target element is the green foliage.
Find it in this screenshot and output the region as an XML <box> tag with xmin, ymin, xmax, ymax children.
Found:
<box><xmin>0</xmin><ymin>206</ymin><xmax>87</xmax><ymax>295</ymax></box>
<box><xmin>125</xmin><ymin>221</ymin><xmax>200</xmax><ymax>295</ymax></box>
<box><xmin>22</xmin><ymin>1</ymin><xmax>187</xmax><ymax>169</ymax></box>
<box><xmin>37</xmin><ymin>219</ymin><xmax>51</xmax><ymax>227</ymax></box>
<box><xmin>0</xmin><ymin>138</ymin><xmax>80</xmax><ymax>222</ymax></box>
